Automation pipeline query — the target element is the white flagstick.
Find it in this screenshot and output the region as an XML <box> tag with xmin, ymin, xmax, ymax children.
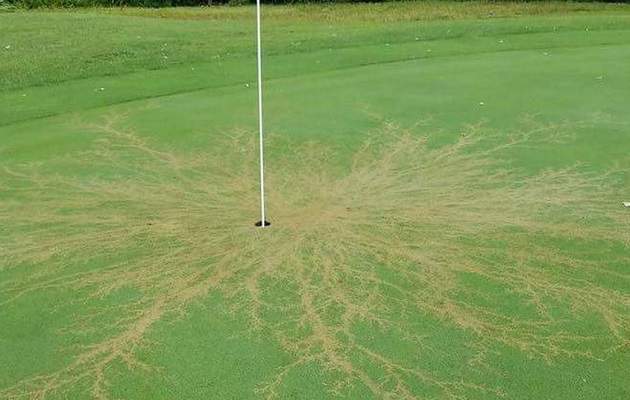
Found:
<box><xmin>256</xmin><ymin>0</ymin><xmax>267</xmax><ymax>227</ymax></box>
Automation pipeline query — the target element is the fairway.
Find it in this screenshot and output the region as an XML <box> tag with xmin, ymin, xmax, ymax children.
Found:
<box><xmin>1</xmin><ymin>3</ymin><xmax>630</xmax><ymax>399</ymax></box>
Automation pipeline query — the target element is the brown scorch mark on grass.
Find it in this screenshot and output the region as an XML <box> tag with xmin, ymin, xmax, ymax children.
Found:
<box><xmin>0</xmin><ymin>115</ymin><xmax>628</xmax><ymax>399</ymax></box>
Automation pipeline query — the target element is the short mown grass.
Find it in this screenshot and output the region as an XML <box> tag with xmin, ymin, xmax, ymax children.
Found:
<box><xmin>1</xmin><ymin>3</ymin><xmax>630</xmax><ymax>400</ymax></box>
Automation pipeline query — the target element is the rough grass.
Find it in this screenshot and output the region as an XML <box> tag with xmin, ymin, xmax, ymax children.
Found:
<box><xmin>101</xmin><ymin>2</ymin><xmax>630</xmax><ymax>22</ymax></box>
<box><xmin>3</xmin><ymin>2</ymin><xmax>630</xmax><ymax>95</ymax></box>
<box><xmin>1</xmin><ymin>114</ymin><xmax>628</xmax><ymax>399</ymax></box>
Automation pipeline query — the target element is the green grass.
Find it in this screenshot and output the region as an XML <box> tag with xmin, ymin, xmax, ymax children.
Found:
<box><xmin>1</xmin><ymin>3</ymin><xmax>630</xmax><ymax>399</ymax></box>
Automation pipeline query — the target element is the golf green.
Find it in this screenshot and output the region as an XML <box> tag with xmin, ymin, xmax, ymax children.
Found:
<box><xmin>1</xmin><ymin>4</ymin><xmax>629</xmax><ymax>399</ymax></box>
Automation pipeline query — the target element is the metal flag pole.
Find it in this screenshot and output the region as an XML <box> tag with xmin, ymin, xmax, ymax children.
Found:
<box><xmin>255</xmin><ymin>0</ymin><xmax>269</xmax><ymax>228</ymax></box>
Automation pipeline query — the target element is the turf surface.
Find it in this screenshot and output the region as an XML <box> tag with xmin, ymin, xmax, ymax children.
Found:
<box><xmin>1</xmin><ymin>3</ymin><xmax>630</xmax><ymax>399</ymax></box>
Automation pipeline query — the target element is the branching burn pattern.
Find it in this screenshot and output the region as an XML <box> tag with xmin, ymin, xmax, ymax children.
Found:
<box><xmin>1</xmin><ymin>116</ymin><xmax>629</xmax><ymax>399</ymax></box>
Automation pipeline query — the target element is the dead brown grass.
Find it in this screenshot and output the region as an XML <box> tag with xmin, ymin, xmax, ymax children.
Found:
<box><xmin>1</xmin><ymin>115</ymin><xmax>628</xmax><ymax>399</ymax></box>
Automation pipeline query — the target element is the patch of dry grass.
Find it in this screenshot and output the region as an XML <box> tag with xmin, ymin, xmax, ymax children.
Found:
<box><xmin>1</xmin><ymin>115</ymin><xmax>629</xmax><ymax>399</ymax></box>
<box><xmin>95</xmin><ymin>2</ymin><xmax>630</xmax><ymax>23</ymax></box>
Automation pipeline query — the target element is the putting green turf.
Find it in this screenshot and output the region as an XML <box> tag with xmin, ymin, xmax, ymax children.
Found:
<box><xmin>1</xmin><ymin>4</ymin><xmax>630</xmax><ymax>399</ymax></box>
